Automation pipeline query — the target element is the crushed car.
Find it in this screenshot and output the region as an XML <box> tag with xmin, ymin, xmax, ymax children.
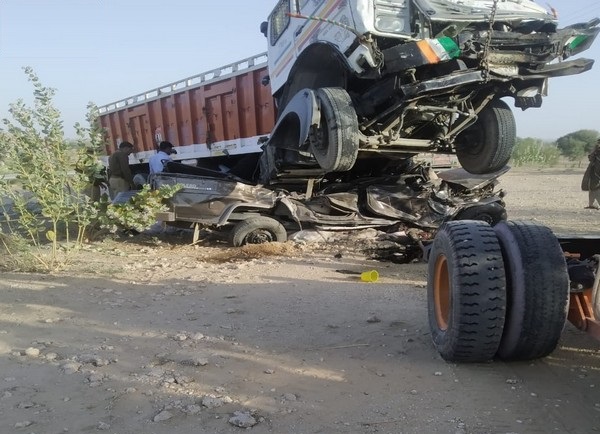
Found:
<box><xmin>151</xmin><ymin>160</ymin><xmax>507</xmax><ymax>255</ymax></box>
<box><xmin>261</xmin><ymin>0</ymin><xmax>599</xmax><ymax>177</ymax></box>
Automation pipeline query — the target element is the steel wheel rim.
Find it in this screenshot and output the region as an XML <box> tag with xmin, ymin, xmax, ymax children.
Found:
<box><xmin>246</xmin><ymin>230</ymin><xmax>273</xmax><ymax>244</ymax></box>
<box><xmin>434</xmin><ymin>254</ymin><xmax>451</xmax><ymax>331</ymax></box>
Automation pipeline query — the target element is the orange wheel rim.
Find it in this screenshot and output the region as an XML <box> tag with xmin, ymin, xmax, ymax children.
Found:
<box><xmin>434</xmin><ymin>254</ymin><xmax>451</xmax><ymax>331</ymax></box>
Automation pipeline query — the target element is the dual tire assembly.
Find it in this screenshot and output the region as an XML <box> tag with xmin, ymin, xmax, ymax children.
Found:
<box><xmin>428</xmin><ymin>219</ymin><xmax>569</xmax><ymax>362</ymax></box>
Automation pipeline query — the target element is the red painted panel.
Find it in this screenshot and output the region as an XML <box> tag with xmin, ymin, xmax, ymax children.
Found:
<box><xmin>99</xmin><ymin>65</ymin><xmax>276</xmax><ymax>155</ymax></box>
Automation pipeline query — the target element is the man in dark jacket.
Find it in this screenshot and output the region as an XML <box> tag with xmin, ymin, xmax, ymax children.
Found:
<box><xmin>108</xmin><ymin>141</ymin><xmax>135</xmax><ymax>198</ymax></box>
<box><xmin>582</xmin><ymin>140</ymin><xmax>600</xmax><ymax>209</ymax></box>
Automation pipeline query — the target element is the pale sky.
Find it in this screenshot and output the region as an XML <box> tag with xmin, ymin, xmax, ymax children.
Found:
<box><xmin>1</xmin><ymin>0</ymin><xmax>600</xmax><ymax>141</ymax></box>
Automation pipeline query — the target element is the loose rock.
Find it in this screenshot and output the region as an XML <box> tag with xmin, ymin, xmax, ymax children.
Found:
<box><xmin>60</xmin><ymin>362</ymin><xmax>82</xmax><ymax>374</ymax></box>
<box><xmin>45</xmin><ymin>352</ymin><xmax>58</xmax><ymax>361</ymax></box>
<box><xmin>283</xmin><ymin>393</ymin><xmax>297</xmax><ymax>402</ymax></box>
<box><xmin>24</xmin><ymin>347</ymin><xmax>40</xmax><ymax>357</ymax></box>
<box><xmin>153</xmin><ymin>410</ymin><xmax>173</xmax><ymax>422</ymax></box>
<box><xmin>97</xmin><ymin>421</ymin><xmax>111</xmax><ymax>430</ymax></box>
<box><xmin>184</xmin><ymin>404</ymin><xmax>202</xmax><ymax>415</ymax></box>
<box><xmin>229</xmin><ymin>411</ymin><xmax>257</xmax><ymax>428</ymax></box>
<box><xmin>202</xmin><ymin>395</ymin><xmax>232</xmax><ymax>409</ymax></box>
<box><xmin>14</xmin><ymin>420</ymin><xmax>33</xmax><ymax>428</ymax></box>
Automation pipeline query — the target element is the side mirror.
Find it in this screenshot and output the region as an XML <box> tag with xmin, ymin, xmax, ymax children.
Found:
<box><xmin>260</xmin><ymin>21</ymin><xmax>268</xmax><ymax>37</ymax></box>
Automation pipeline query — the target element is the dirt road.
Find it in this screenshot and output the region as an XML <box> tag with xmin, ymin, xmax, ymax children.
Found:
<box><xmin>0</xmin><ymin>167</ymin><xmax>599</xmax><ymax>434</ymax></box>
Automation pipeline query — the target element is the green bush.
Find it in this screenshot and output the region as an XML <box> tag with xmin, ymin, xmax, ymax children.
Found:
<box><xmin>95</xmin><ymin>184</ymin><xmax>182</xmax><ymax>234</ymax></box>
<box><xmin>511</xmin><ymin>137</ymin><xmax>560</xmax><ymax>167</ymax></box>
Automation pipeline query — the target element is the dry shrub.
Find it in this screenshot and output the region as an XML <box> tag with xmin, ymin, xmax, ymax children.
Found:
<box><xmin>0</xmin><ymin>232</ymin><xmax>45</xmax><ymax>272</ymax></box>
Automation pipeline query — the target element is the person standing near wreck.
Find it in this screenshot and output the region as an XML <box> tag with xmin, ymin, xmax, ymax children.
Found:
<box><xmin>108</xmin><ymin>141</ymin><xmax>135</xmax><ymax>198</ymax></box>
<box><xmin>582</xmin><ymin>140</ymin><xmax>600</xmax><ymax>209</ymax></box>
<box><xmin>149</xmin><ymin>141</ymin><xmax>177</xmax><ymax>174</ymax></box>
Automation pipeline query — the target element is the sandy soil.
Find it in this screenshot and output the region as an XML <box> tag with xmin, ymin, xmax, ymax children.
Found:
<box><xmin>0</xmin><ymin>167</ymin><xmax>599</xmax><ymax>434</ymax></box>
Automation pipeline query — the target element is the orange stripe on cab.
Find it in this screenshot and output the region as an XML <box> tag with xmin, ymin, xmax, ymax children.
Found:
<box><xmin>417</xmin><ymin>40</ymin><xmax>440</xmax><ymax>64</ymax></box>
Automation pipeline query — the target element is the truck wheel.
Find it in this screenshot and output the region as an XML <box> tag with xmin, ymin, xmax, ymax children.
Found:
<box><xmin>229</xmin><ymin>217</ymin><xmax>287</xmax><ymax>247</ymax></box>
<box><xmin>453</xmin><ymin>202</ymin><xmax>507</xmax><ymax>226</ymax></box>
<box><xmin>494</xmin><ymin>221</ymin><xmax>569</xmax><ymax>361</ymax></box>
<box><xmin>310</xmin><ymin>88</ymin><xmax>359</xmax><ymax>172</ymax></box>
<box><xmin>427</xmin><ymin>220</ymin><xmax>507</xmax><ymax>362</ymax></box>
<box><xmin>455</xmin><ymin>99</ymin><xmax>515</xmax><ymax>175</ymax></box>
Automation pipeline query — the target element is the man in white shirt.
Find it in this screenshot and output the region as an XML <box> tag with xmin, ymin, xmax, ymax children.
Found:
<box><xmin>149</xmin><ymin>141</ymin><xmax>177</xmax><ymax>174</ymax></box>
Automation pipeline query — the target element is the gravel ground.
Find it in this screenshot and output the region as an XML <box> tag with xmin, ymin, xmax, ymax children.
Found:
<box><xmin>500</xmin><ymin>167</ymin><xmax>600</xmax><ymax>234</ymax></box>
<box><xmin>0</xmin><ymin>166</ymin><xmax>598</xmax><ymax>434</ymax></box>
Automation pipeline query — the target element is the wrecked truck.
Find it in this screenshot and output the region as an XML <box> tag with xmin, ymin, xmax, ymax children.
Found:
<box><xmin>98</xmin><ymin>1</ymin><xmax>599</xmax><ymax>186</ymax></box>
<box><xmin>262</xmin><ymin>0</ymin><xmax>600</xmax><ymax>177</ymax></box>
<box><xmin>96</xmin><ymin>43</ymin><xmax>510</xmax><ymax>252</ymax></box>
<box><xmin>153</xmin><ymin>160</ymin><xmax>507</xmax><ymax>251</ymax></box>
<box><xmin>98</xmin><ymin>2</ymin><xmax>596</xmax><ymax>265</ymax></box>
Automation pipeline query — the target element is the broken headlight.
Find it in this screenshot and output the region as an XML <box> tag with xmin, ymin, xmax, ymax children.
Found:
<box><xmin>376</xmin><ymin>14</ymin><xmax>407</xmax><ymax>33</ymax></box>
<box><xmin>375</xmin><ymin>1</ymin><xmax>410</xmax><ymax>33</ymax></box>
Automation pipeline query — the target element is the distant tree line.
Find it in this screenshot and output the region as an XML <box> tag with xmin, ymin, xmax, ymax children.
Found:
<box><xmin>512</xmin><ymin>129</ymin><xmax>599</xmax><ymax>167</ymax></box>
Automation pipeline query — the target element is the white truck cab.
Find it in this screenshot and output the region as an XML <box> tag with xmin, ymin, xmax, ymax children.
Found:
<box><xmin>261</xmin><ymin>0</ymin><xmax>599</xmax><ymax>177</ymax></box>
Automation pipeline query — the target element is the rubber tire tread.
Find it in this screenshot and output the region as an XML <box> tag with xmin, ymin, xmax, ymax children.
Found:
<box><xmin>313</xmin><ymin>88</ymin><xmax>359</xmax><ymax>172</ymax></box>
<box><xmin>494</xmin><ymin>220</ymin><xmax>569</xmax><ymax>361</ymax></box>
<box><xmin>427</xmin><ymin>220</ymin><xmax>507</xmax><ymax>362</ymax></box>
<box><xmin>229</xmin><ymin>216</ymin><xmax>287</xmax><ymax>247</ymax></box>
<box><xmin>456</xmin><ymin>99</ymin><xmax>516</xmax><ymax>175</ymax></box>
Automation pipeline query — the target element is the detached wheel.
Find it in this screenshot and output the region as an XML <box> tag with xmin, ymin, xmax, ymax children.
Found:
<box><xmin>494</xmin><ymin>221</ymin><xmax>569</xmax><ymax>361</ymax></box>
<box><xmin>229</xmin><ymin>216</ymin><xmax>287</xmax><ymax>247</ymax></box>
<box><xmin>455</xmin><ymin>99</ymin><xmax>515</xmax><ymax>174</ymax></box>
<box><xmin>310</xmin><ymin>88</ymin><xmax>359</xmax><ymax>172</ymax></box>
<box><xmin>427</xmin><ymin>220</ymin><xmax>507</xmax><ymax>362</ymax></box>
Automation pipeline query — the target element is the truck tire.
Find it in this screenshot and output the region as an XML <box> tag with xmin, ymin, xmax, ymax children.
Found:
<box><xmin>455</xmin><ymin>99</ymin><xmax>515</xmax><ymax>175</ymax></box>
<box><xmin>229</xmin><ymin>216</ymin><xmax>287</xmax><ymax>247</ymax></box>
<box><xmin>493</xmin><ymin>221</ymin><xmax>569</xmax><ymax>361</ymax></box>
<box><xmin>310</xmin><ymin>88</ymin><xmax>359</xmax><ymax>172</ymax></box>
<box><xmin>453</xmin><ymin>202</ymin><xmax>507</xmax><ymax>226</ymax></box>
<box><xmin>427</xmin><ymin>220</ymin><xmax>507</xmax><ymax>362</ymax></box>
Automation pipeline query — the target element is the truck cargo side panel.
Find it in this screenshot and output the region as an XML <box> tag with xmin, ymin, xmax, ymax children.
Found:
<box><xmin>189</xmin><ymin>87</ymin><xmax>208</xmax><ymax>146</ymax></box>
<box><xmin>99</xmin><ymin>56</ymin><xmax>276</xmax><ymax>166</ymax></box>
<box><xmin>148</xmin><ymin>101</ymin><xmax>165</xmax><ymax>151</ymax></box>
<box><xmin>175</xmin><ymin>92</ymin><xmax>192</xmax><ymax>146</ymax></box>
<box><xmin>238</xmin><ymin>72</ymin><xmax>257</xmax><ymax>141</ymax></box>
<box><xmin>103</xmin><ymin>109</ymin><xmax>132</xmax><ymax>155</ymax></box>
<box><xmin>207</xmin><ymin>90</ymin><xmax>224</xmax><ymax>145</ymax></box>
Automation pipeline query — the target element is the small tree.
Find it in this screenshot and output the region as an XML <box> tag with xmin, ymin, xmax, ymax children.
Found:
<box><xmin>556</xmin><ymin>129</ymin><xmax>599</xmax><ymax>164</ymax></box>
<box><xmin>0</xmin><ymin>69</ymin><xmax>183</xmax><ymax>271</ymax></box>
<box><xmin>0</xmin><ymin>67</ymin><xmax>96</xmax><ymax>269</ymax></box>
